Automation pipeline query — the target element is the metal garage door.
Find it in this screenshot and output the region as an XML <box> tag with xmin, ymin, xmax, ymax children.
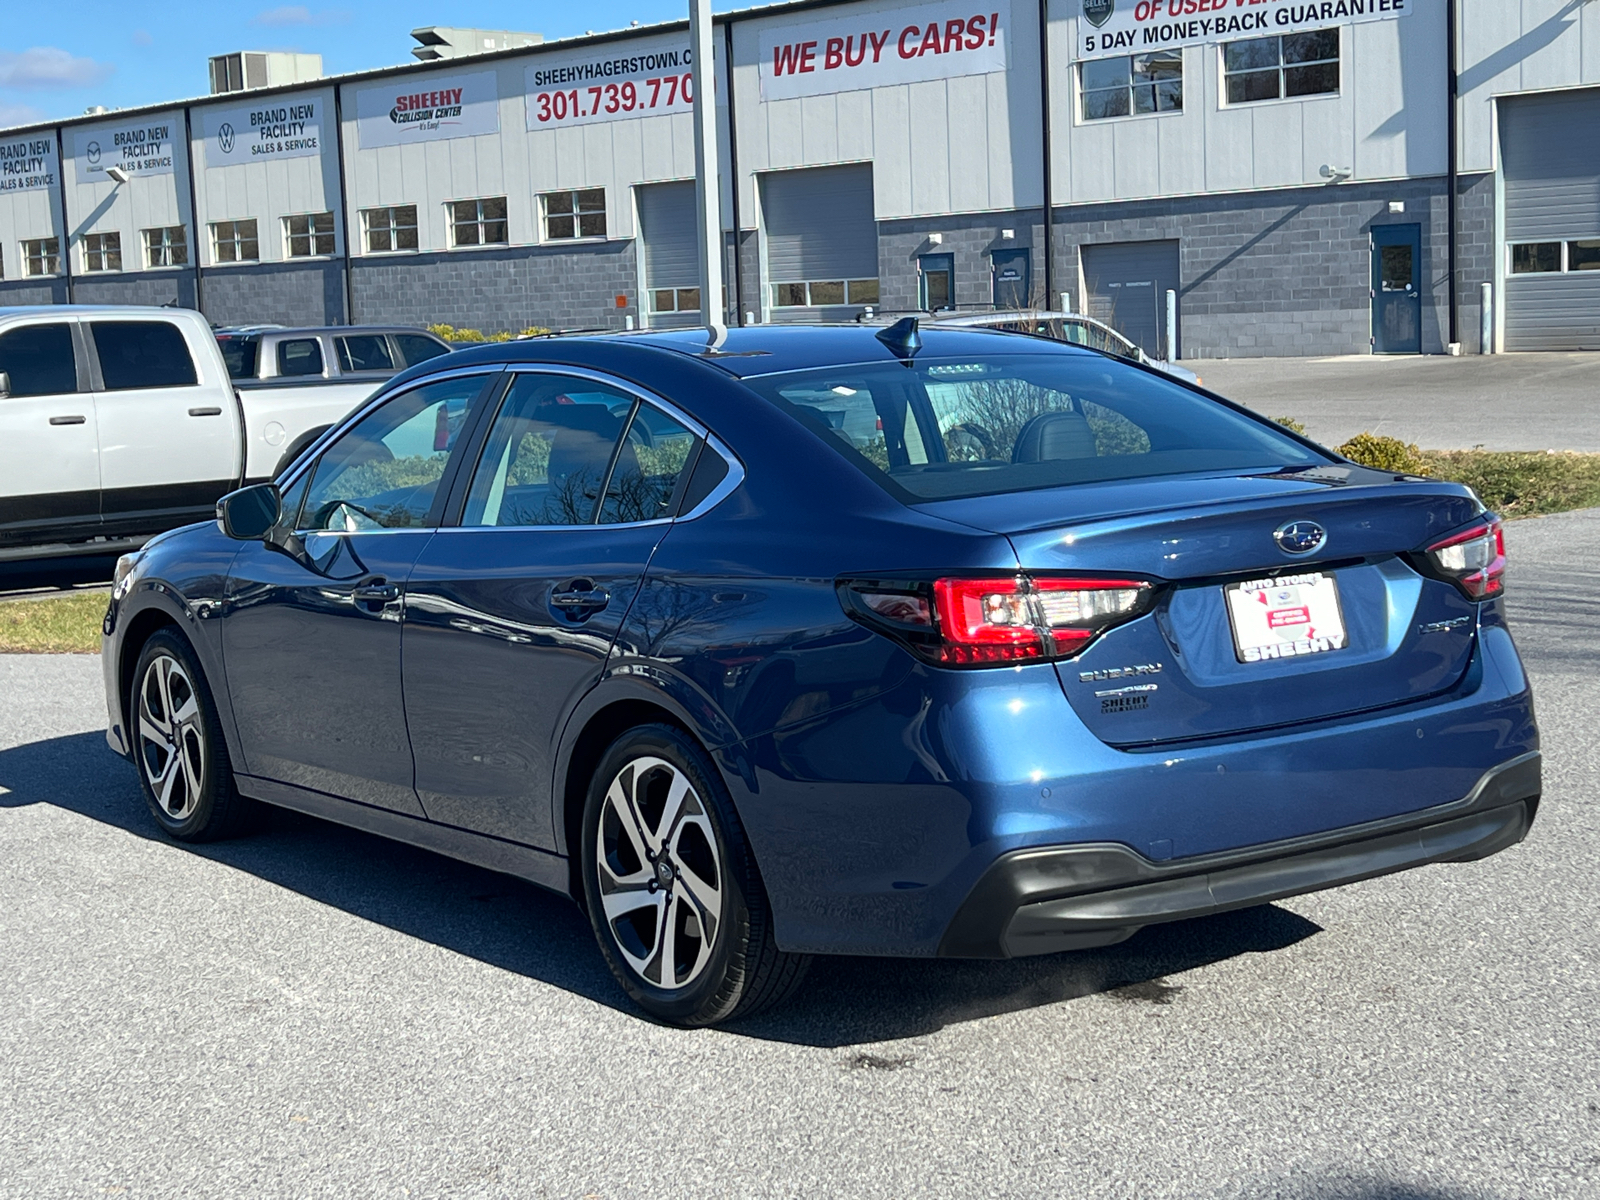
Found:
<box><xmin>1081</xmin><ymin>240</ymin><xmax>1180</xmax><ymax>359</ymax></box>
<box><xmin>638</xmin><ymin>181</ymin><xmax>701</xmax><ymax>330</ymax></box>
<box><xmin>1501</xmin><ymin>88</ymin><xmax>1600</xmax><ymax>351</ymax></box>
<box><xmin>761</xmin><ymin>165</ymin><xmax>878</xmax><ymax>322</ymax></box>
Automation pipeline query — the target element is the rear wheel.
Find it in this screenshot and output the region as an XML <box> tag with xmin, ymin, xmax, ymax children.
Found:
<box><xmin>580</xmin><ymin>724</ymin><xmax>810</xmax><ymax>1025</ymax></box>
<box><xmin>131</xmin><ymin>630</ymin><xmax>253</xmax><ymax>842</ymax></box>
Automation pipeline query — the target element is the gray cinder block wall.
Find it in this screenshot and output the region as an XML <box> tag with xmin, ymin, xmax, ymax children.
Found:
<box><xmin>71</xmin><ymin>270</ymin><xmax>197</xmax><ymax>310</ymax></box>
<box><xmin>202</xmin><ymin>261</ymin><xmax>345</xmax><ymax>328</ymax></box>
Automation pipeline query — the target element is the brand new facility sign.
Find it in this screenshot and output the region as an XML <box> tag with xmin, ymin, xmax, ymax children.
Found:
<box><xmin>74</xmin><ymin>119</ymin><xmax>176</xmax><ymax>179</ymax></box>
<box><xmin>354</xmin><ymin>70</ymin><xmax>500</xmax><ymax>149</ymax></box>
<box><xmin>1075</xmin><ymin>0</ymin><xmax>1410</xmax><ymax>60</ymax></box>
<box><xmin>0</xmin><ymin>135</ymin><xmax>57</xmax><ymax>193</ymax></box>
<box><xmin>758</xmin><ymin>0</ymin><xmax>1010</xmax><ymax>101</ymax></box>
<box><xmin>202</xmin><ymin>94</ymin><xmax>324</xmax><ymax>166</ymax></box>
<box><xmin>524</xmin><ymin>38</ymin><xmax>699</xmax><ymax>130</ymax></box>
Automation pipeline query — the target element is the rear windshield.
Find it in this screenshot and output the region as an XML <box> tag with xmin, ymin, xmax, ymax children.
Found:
<box><xmin>216</xmin><ymin>335</ymin><xmax>259</xmax><ymax>380</ymax></box>
<box><xmin>743</xmin><ymin>353</ymin><xmax>1326</xmax><ymax>502</ymax></box>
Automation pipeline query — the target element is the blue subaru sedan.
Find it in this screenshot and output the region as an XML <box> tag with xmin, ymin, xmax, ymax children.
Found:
<box><xmin>102</xmin><ymin>323</ymin><xmax>1539</xmax><ymax>1025</ymax></box>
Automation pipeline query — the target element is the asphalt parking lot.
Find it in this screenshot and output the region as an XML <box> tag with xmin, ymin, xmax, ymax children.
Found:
<box><xmin>1199</xmin><ymin>352</ymin><xmax>1600</xmax><ymax>452</ymax></box>
<box><xmin>1</xmin><ymin>513</ymin><xmax>1596</xmax><ymax>1199</ymax></box>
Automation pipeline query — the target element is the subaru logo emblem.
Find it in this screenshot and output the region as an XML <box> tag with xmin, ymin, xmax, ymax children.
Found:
<box><xmin>1274</xmin><ymin>520</ymin><xmax>1326</xmax><ymax>556</ymax></box>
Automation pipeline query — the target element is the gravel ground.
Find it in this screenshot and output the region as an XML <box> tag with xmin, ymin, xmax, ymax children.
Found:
<box><xmin>0</xmin><ymin>513</ymin><xmax>1595</xmax><ymax>1199</ymax></box>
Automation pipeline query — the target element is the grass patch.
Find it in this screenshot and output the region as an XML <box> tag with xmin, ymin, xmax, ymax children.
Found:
<box><xmin>0</xmin><ymin>592</ymin><xmax>107</xmax><ymax>653</ymax></box>
<box><xmin>1337</xmin><ymin>433</ymin><xmax>1600</xmax><ymax>518</ymax></box>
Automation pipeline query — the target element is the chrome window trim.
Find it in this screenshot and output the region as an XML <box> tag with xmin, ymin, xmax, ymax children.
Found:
<box><xmin>679</xmin><ymin>433</ymin><xmax>745</xmax><ymax>523</ymax></box>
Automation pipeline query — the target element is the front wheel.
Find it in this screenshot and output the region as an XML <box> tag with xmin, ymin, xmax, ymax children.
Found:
<box><xmin>580</xmin><ymin>724</ymin><xmax>810</xmax><ymax>1025</ymax></box>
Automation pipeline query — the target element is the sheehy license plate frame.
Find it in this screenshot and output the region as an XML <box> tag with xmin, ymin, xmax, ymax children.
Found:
<box><xmin>1223</xmin><ymin>571</ymin><xmax>1349</xmax><ymax>665</ymax></box>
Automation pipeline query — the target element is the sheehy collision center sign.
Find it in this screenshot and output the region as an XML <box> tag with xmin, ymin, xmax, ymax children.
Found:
<box><xmin>525</xmin><ymin>39</ymin><xmax>698</xmax><ymax>129</ymax></box>
<box><xmin>73</xmin><ymin>120</ymin><xmax>176</xmax><ymax>179</ymax></box>
<box><xmin>1074</xmin><ymin>0</ymin><xmax>1410</xmax><ymax>60</ymax></box>
<box><xmin>759</xmin><ymin>0</ymin><xmax>1009</xmax><ymax>101</ymax></box>
<box><xmin>0</xmin><ymin>136</ymin><xmax>58</xmax><ymax>193</ymax></box>
<box><xmin>202</xmin><ymin>94</ymin><xmax>323</xmax><ymax>166</ymax></box>
<box><xmin>354</xmin><ymin>70</ymin><xmax>500</xmax><ymax>149</ymax></box>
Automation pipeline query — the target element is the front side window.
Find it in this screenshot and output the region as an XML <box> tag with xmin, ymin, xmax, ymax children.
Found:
<box><xmin>143</xmin><ymin>226</ymin><xmax>188</xmax><ymax>268</ymax></box>
<box><xmin>394</xmin><ymin>333</ymin><xmax>451</xmax><ymax>367</ymax></box>
<box><xmin>285</xmin><ymin>212</ymin><xmax>336</xmax><ymax>258</ymax></box>
<box><xmin>770</xmin><ymin>279</ymin><xmax>880</xmax><ymax>308</ymax></box>
<box><xmin>450</xmin><ymin>197</ymin><xmax>509</xmax><ymax>247</ymax></box>
<box><xmin>1080</xmin><ymin>52</ymin><xmax>1183</xmax><ymax>120</ymax></box>
<box><xmin>1224</xmin><ymin>30</ymin><xmax>1339</xmax><ymax>104</ymax></box>
<box><xmin>23</xmin><ymin>238</ymin><xmax>60</xmax><ymax>277</ymax></box>
<box><xmin>211</xmin><ymin>219</ymin><xmax>260</xmax><ymax>264</ymax></box>
<box><xmin>542</xmin><ymin>189</ymin><xmax>606</xmax><ymax>240</ymax></box>
<box><xmin>0</xmin><ymin>323</ymin><xmax>79</xmax><ymax>396</ymax></box>
<box><xmin>91</xmin><ymin>322</ymin><xmax>198</xmax><ymax>391</ymax></box>
<box><xmin>337</xmin><ymin>335</ymin><xmax>394</xmax><ymax>373</ymax></box>
<box><xmin>299</xmin><ymin>375</ymin><xmax>488</xmax><ymax>532</ymax></box>
<box><xmin>216</xmin><ymin>334</ymin><xmax>259</xmax><ymax>380</ymax></box>
<box><xmin>363</xmin><ymin>205</ymin><xmax>419</xmax><ymax>253</ymax></box>
<box><xmin>276</xmin><ymin>338</ymin><xmax>324</xmax><ymax>377</ymax></box>
<box><xmin>744</xmin><ymin>354</ymin><xmax>1324</xmax><ymax>502</ymax></box>
<box><xmin>82</xmin><ymin>232</ymin><xmax>122</xmax><ymax>273</ymax></box>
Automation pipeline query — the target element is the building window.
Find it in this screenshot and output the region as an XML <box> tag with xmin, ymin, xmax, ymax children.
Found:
<box><xmin>82</xmin><ymin>232</ymin><xmax>122</xmax><ymax>273</ymax></box>
<box><xmin>285</xmin><ymin>212</ymin><xmax>336</xmax><ymax>258</ymax></box>
<box><xmin>22</xmin><ymin>238</ymin><xmax>60</xmax><ymax>277</ymax></box>
<box><xmin>362</xmin><ymin>205</ymin><xmax>419</xmax><ymax>253</ymax></box>
<box><xmin>651</xmin><ymin>286</ymin><xmax>703</xmax><ymax>314</ymax></box>
<box><xmin>211</xmin><ymin>219</ymin><xmax>260</xmax><ymax>264</ymax></box>
<box><xmin>542</xmin><ymin>189</ymin><xmax>606</xmax><ymax>241</ymax></box>
<box><xmin>1080</xmin><ymin>52</ymin><xmax>1183</xmax><ymax>120</ymax></box>
<box><xmin>770</xmin><ymin>279</ymin><xmax>880</xmax><ymax>308</ymax></box>
<box><xmin>143</xmin><ymin>226</ymin><xmax>189</xmax><ymax>268</ymax></box>
<box><xmin>1510</xmin><ymin>241</ymin><xmax>1600</xmax><ymax>274</ymax></box>
<box><xmin>1223</xmin><ymin>30</ymin><xmax>1339</xmax><ymax>104</ymax></box>
<box><xmin>449</xmin><ymin>197</ymin><xmax>509</xmax><ymax>247</ymax></box>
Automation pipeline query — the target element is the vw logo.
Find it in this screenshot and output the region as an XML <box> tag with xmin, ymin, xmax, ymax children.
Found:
<box><xmin>1274</xmin><ymin>520</ymin><xmax>1327</xmax><ymax>556</ymax></box>
<box><xmin>218</xmin><ymin>122</ymin><xmax>235</xmax><ymax>154</ymax></box>
<box><xmin>86</xmin><ymin>140</ymin><xmax>101</xmax><ymax>165</ymax></box>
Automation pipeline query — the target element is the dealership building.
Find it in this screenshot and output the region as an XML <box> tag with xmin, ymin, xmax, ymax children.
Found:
<box><xmin>0</xmin><ymin>0</ymin><xmax>1596</xmax><ymax>357</ymax></box>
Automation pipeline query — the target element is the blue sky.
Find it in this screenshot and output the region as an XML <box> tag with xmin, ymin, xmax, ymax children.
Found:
<box><xmin>0</xmin><ymin>1</ymin><xmax>742</xmax><ymax>127</ymax></box>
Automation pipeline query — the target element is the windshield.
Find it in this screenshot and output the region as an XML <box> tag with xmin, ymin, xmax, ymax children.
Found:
<box><xmin>216</xmin><ymin>335</ymin><xmax>259</xmax><ymax>380</ymax></box>
<box><xmin>744</xmin><ymin>353</ymin><xmax>1325</xmax><ymax>502</ymax></box>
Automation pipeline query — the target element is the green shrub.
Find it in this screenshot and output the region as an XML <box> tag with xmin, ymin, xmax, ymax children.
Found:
<box><xmin>1421</xmin><ymin>450</ymin><xmax>1600</xmax><ymax>518</ymax></box>
<box><xmin>1271</xmin><ymin>415</ymin><xmax>1307</xmax><ymax>435</ymax></box>
<box><xmin>428</xmin><ymin>323</ymin><xmax>553</xmax><ymax>343</ymax></box>
<box><xmin>1337</xmin><ymin>432</ymin><xmax>1430</xmax><ymax>475</ymax></box>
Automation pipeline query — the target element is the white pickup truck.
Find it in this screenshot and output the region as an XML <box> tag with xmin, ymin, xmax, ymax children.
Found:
<box><xmin>0</xmin><ymin>306</ymin><xmax>450</xmax><ymax>565</ymax></box>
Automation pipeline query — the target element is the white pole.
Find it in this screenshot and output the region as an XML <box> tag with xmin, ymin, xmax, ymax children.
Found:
<box><xmin>690</xmin><ymin>0</ymin><xmax>724</xmax><ymax>331</ymax></box>
<box><xmin>1058</xmin><ymin>290</ymin><xmax>1072</xmax><ymax>314</ymax></box>
<box><xmin>1165</xmin><ymin>288</ymin><xmax>1178</xmax><ymax>361</ymax></box>
<box><xmin>1480</xmin><ymin>282</ymin><xmax>1493</xmax><ymax>354</ymax></box>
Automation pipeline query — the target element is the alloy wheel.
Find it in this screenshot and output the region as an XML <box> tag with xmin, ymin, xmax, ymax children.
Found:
<box><xmin>595</xmin><ymin>756</ymin><xmax>724</xmax><ymax>991</ymax></box>
<box><xmin>137</xmin><ymin>653</ymin><xmax>206</xmax><ymax>822</ymax></box>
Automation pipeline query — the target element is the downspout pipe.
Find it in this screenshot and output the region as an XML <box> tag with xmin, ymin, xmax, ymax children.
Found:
<box><xmin>181</xmin><ymin>107</ymin><xmax>205</xmax><ymax>316</ymax></box>
<box><xmin>333</xmin><ymin>84</ymin><xmax>356</xmax><ymax>325</ymax></box>
<box><xmin>54</xmin><ymin>127</ymin><xmax>75</xmax><ymax>305</ymax></box>
<box><xmin>1447</xmin><ymin>0</ymin><xmax>1459</xmax><ymax>349</ymax></box>
<box><xmin>1039</xmin><ymin>0</ymin><xmax>1054</xmax><ymax>310</ymax></box>
<box><xmin>723</xmin><ymin>18</ymin><xmax>746</xmax><ymax>325</ymax></box>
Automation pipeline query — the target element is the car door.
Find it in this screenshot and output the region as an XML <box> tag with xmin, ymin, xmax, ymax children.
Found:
<box><xmin>221</xmin><ymin>370</ymin><xmax>498</xmax><ymax>812</ymax></box>
<box><xmin>0</xmin><ymin>319</ymin><xmax>100</xmax><ymax>549</ymax></box>
<box><xmin>402</xmin><ymin>370</ymin><xmax>701</xmax><ymax>846</ymax></box>
<box><xmin>89</xmin><ymin>317</ymin><xmax>240</xmax><ymax>536</ymax></box>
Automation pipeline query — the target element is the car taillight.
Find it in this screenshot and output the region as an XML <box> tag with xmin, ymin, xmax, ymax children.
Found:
<box><xmin>1425</xmin><ymin>518</ymin><xmax>1505</xmax><ymax>600</ymax></box>
<box><xmin>839</xmin><ymin>575</ymin><xmax>1154</xmax><ymax>666</ymax></box>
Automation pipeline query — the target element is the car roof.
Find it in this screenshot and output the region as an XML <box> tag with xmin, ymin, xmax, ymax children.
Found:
<box><xmin>430</xmin><ymin>323</ymin><xmax>1096</xmax><ymax>380</ymax></box>
<box><xmin>214</xmin><ymin>325</ymin><xmax>441</xmax><ymax>337</ymax></box>
<box><xmin>0</xmin><ymin>304</ymin><xmax>205</xmax><ymax>319</ymax></box>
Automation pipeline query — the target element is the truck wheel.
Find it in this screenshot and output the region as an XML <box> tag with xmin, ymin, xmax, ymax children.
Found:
<box><xmin>130</xmin><ymin>630</ymin><xmax>254</xmax><ymax>842</ymax></box>
<box><xmin>580</xmin><ymin>724</ymin><xmax>810</xmax><ymax>1026</ymax></box>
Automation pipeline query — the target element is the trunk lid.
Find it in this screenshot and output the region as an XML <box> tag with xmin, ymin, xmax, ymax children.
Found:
<box><xmin>916</xmin><ymin>468</ymin><xmax>1485</xmax><ymax>746</ymax></box>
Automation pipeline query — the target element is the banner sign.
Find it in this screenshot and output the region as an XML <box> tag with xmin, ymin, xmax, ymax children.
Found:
<box><xmin>525</xmin><ymin>41</ymin><xmax>698</xmax><ymax>129</ymax></box>
<box><xmin>74</xmin><ymin>120</ymin><xmax>176</xmax><ymax>179</ymax></box>
<box><xmin>202</xmin><ymin>94</ymin><xmax>324</xmax><ymax>166</ymax></box>
<box><xmin>1074</xmin><ymin>0</ymin><xmax>1410</xmax><ymax>61</ymax></box>
<box><xmin>354</xmin><ymin>70</ymin><xmax>500</xmax><ymax>149</ymax></box>
<box><xmin>759</xmin><ymin>0</ymin><xmax>1009</xmax><ymax>101</ymax></box>
<box><xmin>0</xmin><ymin>135</ymin><xmax>57</xmax><ymax>193</ymax></box>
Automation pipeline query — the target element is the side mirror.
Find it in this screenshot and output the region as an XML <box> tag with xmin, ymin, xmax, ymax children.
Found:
<box><xmin>0</xmin><ymin>371</ymin><xmax>10</xmax><ymax>398</ymax></box>
<box><xmin>217</xmin><ymin>482</ymin><xmax>282</xmax><ymax>540</ymax></box>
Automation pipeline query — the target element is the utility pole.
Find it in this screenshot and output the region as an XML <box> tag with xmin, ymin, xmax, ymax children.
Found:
<box><xmin>690</xmin><ymin>0</ymin><xmax>724</xmax><ymax>330</ymax></box>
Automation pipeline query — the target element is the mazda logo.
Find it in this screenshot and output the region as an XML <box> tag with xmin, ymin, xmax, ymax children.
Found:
<box><xmin>86</xmin><ymin>140</ymin><xmax>101</xmax><ymax>165</ymax></box>
<box><xmin>1274</xmin><ymin>520</ymin><xmax>1327</xmax><ymax>556</ymax></box>
<box><xmin>218</xmin><ymin>123</ymin><xmax>235</xmax><ymax>154</ymax></box>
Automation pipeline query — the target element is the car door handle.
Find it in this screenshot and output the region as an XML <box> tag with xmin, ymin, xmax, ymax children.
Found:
<box><xmin>49</xmin><ymin>415</ymin><xmax>86</xmax><ymax>426</ymax></box>
<box><xmin>551</xmin><ymin>588</ymin><xmax>610</xmax><ymax>611</ymax></box>
<box><xmin>352</xmin><ymin>580</ymin><xmax>400</xmax><ymax>604</ymax></box>
<box><xmin>188</xmin><ymin>406</ymin><xmax>223</xmax><ymax>417</ymax></box>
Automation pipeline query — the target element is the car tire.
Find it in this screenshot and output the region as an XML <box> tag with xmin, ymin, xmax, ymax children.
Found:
<box><xmin>580</xmin><ymin>724</ymin><xmax>810</xmax><ymax>1026</ymax></box>
<box><xmin>130</xmin><ymin>630</ymin><xmax>254</xmax><ymax>843</ymax></box>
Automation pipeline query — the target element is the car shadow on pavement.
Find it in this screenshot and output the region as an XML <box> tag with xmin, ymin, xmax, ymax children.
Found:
<box><xmin>2</xmin><ymin>730</ymin><xmax>1321</xmax><ymax>1046</ymax></box>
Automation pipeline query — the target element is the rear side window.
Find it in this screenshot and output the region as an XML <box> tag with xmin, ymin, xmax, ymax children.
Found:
<box><xmin>0</xmin><ymin>323</ymin><xmax>79</xmax><ymax>396</ymax></box>
<box><xmin>216</xmin><ymin>335</ymin><xmax>259</xmax><ymax>380</ymax></box>
<box><xmin>337</xmin><ymin>335</ymin><xmax>394</xmax><ymax>373</ymax></box>
<box><xmin>599</xmin><ymin>402</ymin><xmax>697</xmax><ymax>525</ymax></box>
<box><xmin>91</xmin><ymin>321</ymin><xmax>197</xmax><ymax>390</ymax></box>
<box><xmin>277</xmin><ymin>338</ymin><xmax>324</xmax><ymax>377</ymax></box>
<box><xmin>744</xmin><ymin>353</ymin><xmax>1325</xmax><ymax>502</ymax></box>
<box><xmin>393</xmin><ymin>333</ymin><xmax>450</xmax><ymax>367</ymax></box>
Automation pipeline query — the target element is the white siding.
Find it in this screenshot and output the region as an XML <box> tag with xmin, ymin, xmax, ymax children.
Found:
<box><xmin>0</xmin><ymin>134</ymin><xmax>64</xmax><ymax>281</ymax></box>
<box><xmin>62</xmin><ymin>113</ymin><xmax>191</xmax><ymax>276</ymax></box>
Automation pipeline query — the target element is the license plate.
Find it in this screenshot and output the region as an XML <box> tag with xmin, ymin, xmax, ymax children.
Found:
<box><xmin>1224</xmin><ymin>571</ymin><xmax>1348</xmax><ymax>664</ymax></box>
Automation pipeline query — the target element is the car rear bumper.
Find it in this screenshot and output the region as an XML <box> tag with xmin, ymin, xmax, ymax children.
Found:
<box><xmin>937</xmin><ymin>750</ymin><xmax>1540</xmax><ymax>959</ymax></box>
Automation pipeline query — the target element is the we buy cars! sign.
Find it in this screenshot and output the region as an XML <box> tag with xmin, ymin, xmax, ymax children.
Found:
<box><xmin>759</xmin><ymin>0</ymin><xmax>1009</xmax><ymax>100</ymax></box>
<box><xmin>1074</xmin><ymin>0</ymin><xmax>1410</xmax><ymax>60</ymax></box>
